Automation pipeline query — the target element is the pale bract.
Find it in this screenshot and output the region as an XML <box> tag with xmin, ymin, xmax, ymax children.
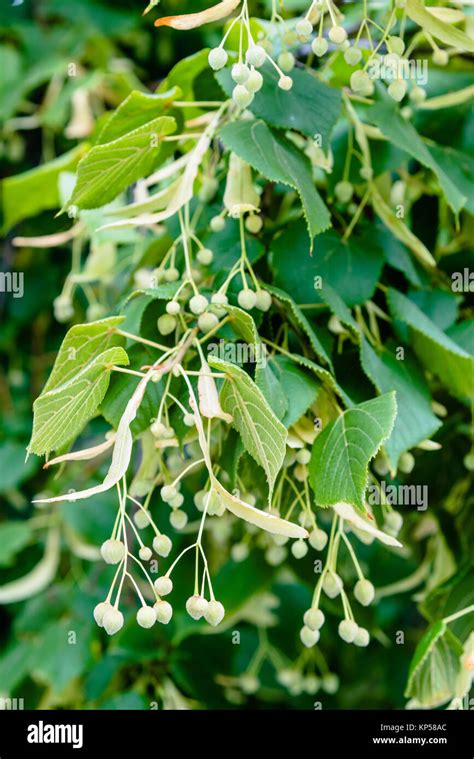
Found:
<box><xmin>224</xmin><ymin>153</ymin><xmax>260</xmax><ymax>218</ymax></box>
<box><xmin>154</xmin><ymin>0</ymin><xmax>241</xmax><ymax>30</ymax></box>
<box><xmin>212</xmin><ymin>478</ymin><xmax>308</xmax><ymax>540</ymax></box>
<box><xmin>334</xmin><ymin>502</ymin><xmax>403</xmax><ymax>548</ymax></box>
<box><xmin>43</xmin><ymin>433</ymin><xmax>116</xmax><ymax>469</ymax></box>
<box><xmin>33</xmin><ymin>372</ymin><xmax>151</xmax><ymax>503</ymax></box>
<box><xmin>198</xmin><ymin>358</ymin><xmax>233</xmax><ymax>423</ymax></box>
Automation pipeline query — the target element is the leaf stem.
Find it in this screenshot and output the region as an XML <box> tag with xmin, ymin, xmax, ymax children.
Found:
<box><xmin>443</xmin><ymin>605</ymin><xmax>474</xmax><ymax>625</ymax></box>
<box><xmin>117</xmin><ymin>329</ymin><xmax>170</xmax><ymax>352</ymax></box>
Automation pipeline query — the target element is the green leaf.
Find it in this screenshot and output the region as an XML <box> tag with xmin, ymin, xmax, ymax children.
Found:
<box><xmin>0</xmin><ymin>640</ymin><xmax>36</xmax><ymax>694</ymax></box>
<box><xmin>405</xmin><ymin>620</ymin><xmax>463</xmax><ymax>707</ymax></box>
<box><xmin>388</xmin><ymin>289</ymin><xmax>474</xmax><ymax>401</ymax></box>
<box><xmin>270</xmin><ymin>222</ymin><xmax>383</xmax><ymax>306</ymax></box>
<box><xmin>318</xmin><ymin>284</ymin><xmax>441</xmax><ymax>467</ymax></box>
<box><xmin>42</xmin><ymin>317</ymin><xmax>125</xmax><ymax>393</ymax></box>
<box><xmin>2</xmin><ymin>146</ymin><xmax>85</xmax><ymax>233</ymax></box>
<box><xmin>255</xmin><ymin>361</ymin><xmax>288</xmax><ymax>420</ymax></box>
<box><xmin>31</xmin><ymin>620</ymin><xmax>93</xmax><ymax>696</ymax></box>
<box><xmin>406</xmin><ymin>0</ymin><xmax>474</xmax><ymax>52</ymax></box>
<box><xmin>409</xmin><ymin>288</ymin><xmax>459</xmax><ymax>331</ymax></box>
<box><xmin>447</xmin><ymin>319</ymin><xmax>474</xmax><ymax>355</ymax></box>
<box><xmin>427</xmin><ymin>143</ymin><xmax>474</xmax><ymax>215</ymax></box>
<box><xmin>0</xmin><ymin>523</ymin><xmax>33</xmax><ymax>568</ymax></box>
<box><xmin>219</xmin><ymin>119</ymin><xmax>331</xmax><ymax>238</ymax></box>
<box><xmin>217</xmin><ymin>64</ymin><xmax>341</xmax><ymax>146</ymax></box>
<box><xmin>222</xmin><ymin>305</ymin><xmax>274</xmax><ymax>397</ymax></box>
<box><xmin>266</xmin><ymin>284</ymin><xmax>332</xmax><ymax>367</ymax></box>
<box><xmin>31</xmin><ymin>345</ymin><xmax>128</xmax><ymax>456</ymax></box>
<box><xmin>67</xmin><ymin>116</ymin><xmax>177</xmax><ymax>210</ymax></box>
<box><xmin>100</xmin><ymin>692</ymin><xmax>148</xmax><ymax>710</ymax></box>
<box><xmin>98</xmin><ymin>87</ymin><xmax>181</xmax><ymax>143</ymax></box>
<box><xmin>286</xmin><ymin>353</ymin><xmax>353</xmax><ymax>408</ymax></box>
<box><xmin>273</xmin><ymin>356</ymin><xmax>320</xmax><ymax>428</ymax></box>
<box><xmin>158</xmin><ymin>49</ymin><xmax>210</xmax><ymax>101</ymax></box>
<box><xmin>224</xmin><ymin>304</ymin><xmax>262</xmax><ymax>351</ymax></box>
<box><xmin>421</xmin><ymin>564</ymin><xmax>474</xmax><ymax>643</ymax></box>
<box><xmin>369</xmin><ymin>102</ymin><xmax>468</xmax><ymax>214</ymax></box>
<box><xmin>208</xmin><ymin>357</ymin><xmax>287</xmax><ymax>499</ymax></box>
<box><xmin>363</xmin><ymin>222</ymin><xmax>424</xmax><ymax>287</ymax></box>
<box><xmin>360</xmin><ymin>341</ymin><xmax>441</xmax><ymax>469</ymax></box>
<box><xmin>0</xmin><ymin>442</ymin><xmax>40</xmax><ymax>491</ymax></box>
<box><xmin>0</xmin><ymin>45</ymin><xmax>22</xmax><ymax>121</ymax></box>
<box><xmin>29</xmin><ymin>317</ymin><xmax>128</xmax><ymax>455</ymax></box>
<box><xmin>309</xmin><ymin>393</ymin><xmax>397</xmax><ymax>511</ymax></box>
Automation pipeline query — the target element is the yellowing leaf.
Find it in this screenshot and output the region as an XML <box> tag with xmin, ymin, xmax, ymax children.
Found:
<box><xmin>155</xmin><ymin>0</ymin><xmax>241</xmax><ymax>30</ymax></box>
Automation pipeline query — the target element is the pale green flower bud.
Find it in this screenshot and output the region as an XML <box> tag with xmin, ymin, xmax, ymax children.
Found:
<box><xmin>137</xmin><ymin>605</ymin><xmax>156</xmax><ymax>629</ymax></box>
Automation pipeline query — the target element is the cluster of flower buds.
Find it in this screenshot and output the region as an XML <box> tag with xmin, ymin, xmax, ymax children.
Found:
<box><xmin>300</xmin><ymin>579</ymin><xmax>373</xmax><ymax>650</ymax></box>
<box><xmin>277</xmin><ymin>667</ymin><xmax>339</xmax><ymax>697</ymax></box>
<box><xmin>237</xmin><ymin>287</ymin><xmax>272</xmax><ymax>312</ymax></box>
<box><xmin>94</xmin><ymin>519</ymin><xmax>175</xmax><ymax>635</ymax></box>
<box><xmin>208</xmin><ymin>43</ymin><xmax>294</xmax><ymax>108</ymax></box>
<box><xmin>206</xmin><ymin>0</ymin><xmax>297</xmax><ymax>108</ymax></box>
<box><xmin>296</xmin><ymin>503</ymin><xmax>380</xmax><ymax>651</ymax></box>
<box><xmin>94</xmin><ymin>489</ymin><xmax>229</xmax><ymax>635</ymax></box>
<box><xmin>161</xmin><ymin>483</ymin><xmax>189</xmax><ymax>530</ymax></box>
<box><xmin>213</xmin><ymin>0</ymin><xmax>449</xmax><ymax>110</ymax></box>
<box><xmin>154</xmin><ymin>575</ymin><xmax>226</xmax><ymax>626</ymax></box>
